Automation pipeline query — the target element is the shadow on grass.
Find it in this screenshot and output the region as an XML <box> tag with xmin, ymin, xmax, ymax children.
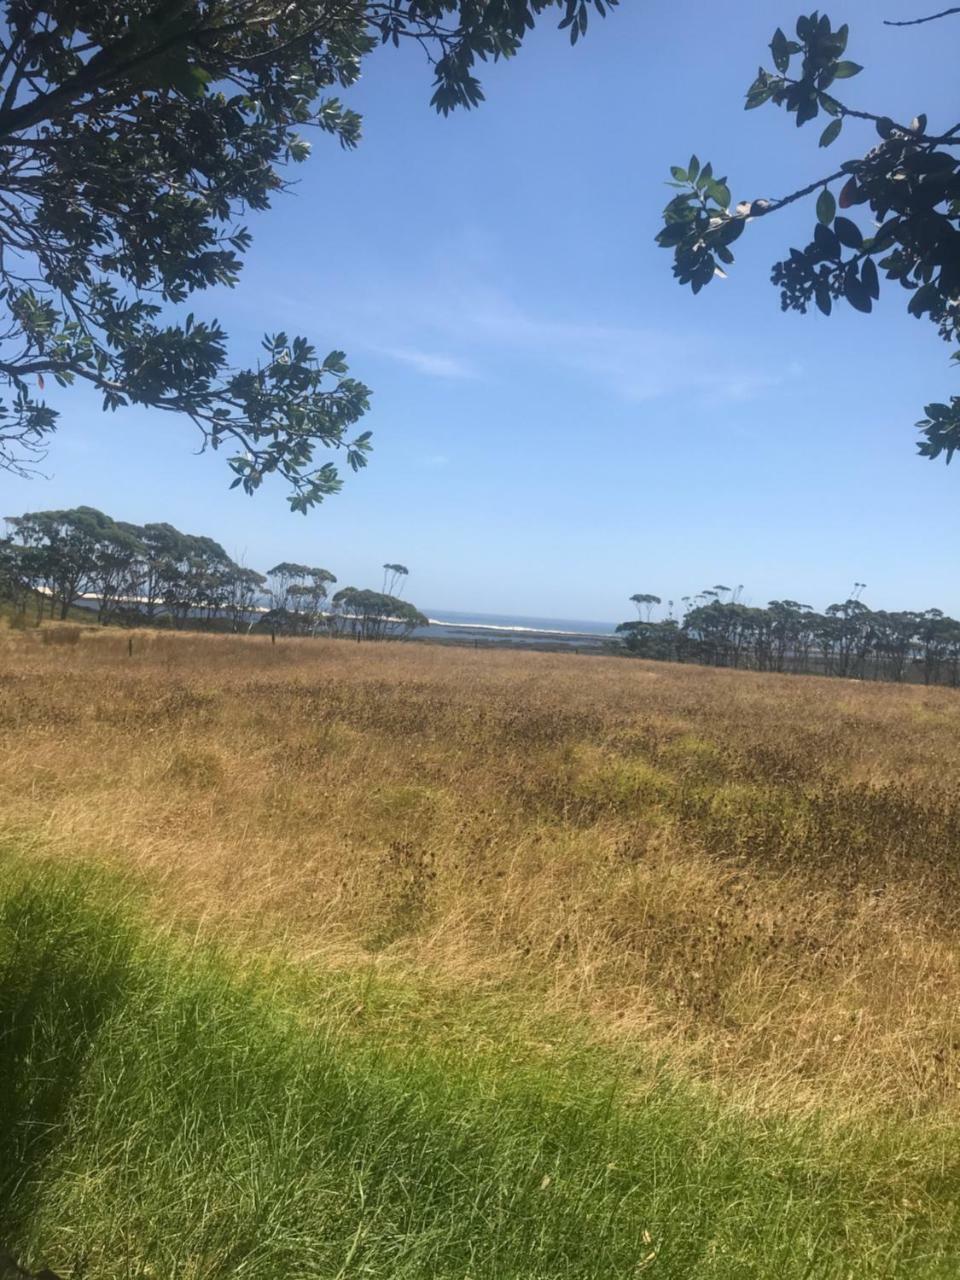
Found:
<box><xmin>0</xmin><ymin>872</ymin><xmax>133</xmax><ymax>1241</ymax></box>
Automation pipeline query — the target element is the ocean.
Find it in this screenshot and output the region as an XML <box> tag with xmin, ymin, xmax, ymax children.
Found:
<box><xmin>415</xmin><ymin>609</ymin><xmax>618</xmax><ymax>648</ymax></box>
<box><xmin>63</xmin><ymin>591</ymin><xmax>619</xmax><ymax>648</ymax></box>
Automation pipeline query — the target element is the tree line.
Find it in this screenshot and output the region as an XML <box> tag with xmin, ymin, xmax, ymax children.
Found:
<box><xmin>619</xmin><ymin>587</ymin><xmax>960</xmax><ymax>687</ymax></box>
<box><xmin>0</xmin><ymin>507</ymin><xmax>427</xmax><ymax>639</ymax></box>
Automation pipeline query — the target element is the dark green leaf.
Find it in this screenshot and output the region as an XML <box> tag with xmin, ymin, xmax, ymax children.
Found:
<box><xmin>819</xmin><ymin>118</ymin><xmax>842</xmax><ymax>148</ymax></box>
<box><xmin>770</xmin><ymin>27</ymin><xmax>790</xmax><ymax>73</ymax></box>
<box><xmin>908</xmin><ymin>282</ymin><xmax>940</xmax><ymax>316</ymax></box>
<box><xmin>861</xmin><ymin>256</ymin><xmax>880</xmax><ymax>300</ymax></box>
<box><xmin>833</xmin><ymin>61</ymin><xmax>863</xmax><ymax>79</ymax></box>
<box><xmin>717</xmin><ymin>217</ymin><xmax>745</xmax><ymax>246</ymax></box>
<box><xmin>816</xmin><ymin>188</ymin><xmax>836</xmax><ymax>225</ymax></box>
<box><xmin>844</xmin><ymin>266</ymin><xmax>872</xmax><ymax>313</ymax></box>
<box><xmin>814</xmin><ymin>222</ymin><xmax>840</xmax><ymax>258</ymax></box>
<box><xmin>656</xmin><ymin>223</ymin><xmax>690</xmax><ymax>248</ymax></box>
<box><xmin>834</xmin><ymin>216</ymin><xmax>863</xmax><ymax>249</ymax></box>
<box><xmin>796</xmin><ymin>93</ymin><xmax>818</xmax><ymax>127</ymax></box>
<box><xmin>838</xmin><ymin>177</ymin><xmax>863</xmax><ymax>208</ymax></box>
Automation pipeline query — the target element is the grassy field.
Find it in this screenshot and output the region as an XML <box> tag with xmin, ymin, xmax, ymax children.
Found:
<box><xmin>3</xmin><ymin>625</ymin><xmax>960</xmax><ymax>1276</ymax></box>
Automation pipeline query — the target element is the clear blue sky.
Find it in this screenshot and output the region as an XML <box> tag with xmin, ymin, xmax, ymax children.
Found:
<box><xmin>2</xmin><ymin>0</ymin><xmax>958</xmax><ymax>622</ymax></box>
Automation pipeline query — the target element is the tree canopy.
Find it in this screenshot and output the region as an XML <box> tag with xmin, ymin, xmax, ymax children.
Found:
<box><xmin>330</xmin><ymin>587</ymin><xmax>428</xmax><ymax>640</ymax></box>
<box><xmin>2</xmin><ymin>503</ymin><xmax>425</xmax><ymax>636</ymax></box>
<box><xmin>657</xmin><ymin>8</ymin><xmax>960</xmax><ymax>462</ymax></box>
<box><xmin>0</xmin><ymin>0</ymin><xmax>615</xmax><ymax>509</ymax></box>
<box><xmin>617</xmin><ymin>591</ymin><xmax>960</xmax><ymax>688</ymax></box>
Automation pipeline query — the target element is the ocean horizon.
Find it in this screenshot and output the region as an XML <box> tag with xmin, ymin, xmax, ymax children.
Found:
<box><xmin>420</xmin><ymin>608</ymin><xmax>618</xmax><ymax>640</ymax></box>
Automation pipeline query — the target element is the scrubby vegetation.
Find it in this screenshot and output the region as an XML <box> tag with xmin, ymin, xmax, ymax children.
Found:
<box><xmin>618</xmin><ymin>588</ymin><xmax>960</xmax><ymax>687</ymax></box>
<box><xmin>3</xmin><ymin>627</ymin><xmax>960</xmax><ymax>1275</ymax></box>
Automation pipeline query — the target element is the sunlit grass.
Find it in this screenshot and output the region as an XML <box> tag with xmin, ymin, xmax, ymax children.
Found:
<box><xmin>1</xmin><ymin>623</ymin><xmax>960</xmax><ymax>1122</ymax></box>
<box><xmin>3</xmin><ymin>860</ymin><xmax>960</xmax><ymax>1280</ymax></box>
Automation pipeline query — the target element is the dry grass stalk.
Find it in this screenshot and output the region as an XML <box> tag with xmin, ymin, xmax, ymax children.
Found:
<box><xmin>3</xmin><ymin>626</ymin><xmax>960</xmax><ymax>1117</ymax></box>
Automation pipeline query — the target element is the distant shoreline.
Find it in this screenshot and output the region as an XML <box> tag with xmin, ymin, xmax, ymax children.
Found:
<box><xmin>419</xmin><ymin>609</ymin><xmax>615</xmax><ymax>641</ymax></box>
<box><xmin>40</xmin><ymin>591</ymin><xmax>621</xmax><ymax>653</ymax></box>
<box><xmin>414</xmin><ymin>613</ymin><xmax>616</xmax><ymax>652</ymax></box>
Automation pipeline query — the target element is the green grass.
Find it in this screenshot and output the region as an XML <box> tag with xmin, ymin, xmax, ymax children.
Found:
<box><xmin>2</xmin><ymin>858</ymin><xmax>959</xmax><ymax>1279</ymax></box>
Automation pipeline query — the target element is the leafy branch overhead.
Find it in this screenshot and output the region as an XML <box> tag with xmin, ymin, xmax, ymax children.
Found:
<box><xmin>0</xmin><ymin>0</ymin><xmax>615</xmax><ymax>509</ymax></box>
<box><xmin>657</xmin><ymin>9</ymin><xmax>960</xmax><ymax>462</ymax></box>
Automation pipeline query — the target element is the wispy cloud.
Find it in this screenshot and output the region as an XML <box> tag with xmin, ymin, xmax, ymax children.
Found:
<box><xmin>376</xmin><ymin>346</ymin><xmax>478</xmax><ymax>380</ymax></box>
<box><xmin>348</xmin><ymin>285</ymin><xmax>785</xmax><ymax>406</ymax></box>
<box><xmin>273</xmin><ymin>247</ymin><xmax>787</xmax><ymax>407</ymax></box>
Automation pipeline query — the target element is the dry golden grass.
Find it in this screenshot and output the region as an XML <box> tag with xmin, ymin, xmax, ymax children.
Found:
<box><xmin>3</xmin><ymin>623</ymin><xmax>960</xmax><ymax>1118</ymax></box>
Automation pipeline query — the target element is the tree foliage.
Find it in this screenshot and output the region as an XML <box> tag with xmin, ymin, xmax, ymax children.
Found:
<box><xmin>617</xmin><ymin>591</ymin><xmax>960</xmax><ymax>688</ymax></box>
<box><xmin>330</xmin><ymin>587</ymin><xmax>427</xmax><ymax>640</ymax></box>
<box><xmin>657</xmin><ymin>9</ymin><xmax>960</xmax><ymax>461</ymax></box>
<box><xmin>382</xmin><ymin>562</ymin><xmax>409</xmax><ymax>596</ymax></box>
<box><xmin>0</xmin><ymin>0</ymin><xmax>615</xmax><ymax>508</ymax></box>
<box><xmin>2</xmin><ymin>503</ymin><xmax>425</xmax><ymax>637</ymax></box>
<box><xmin>629</xmin><ymin>591</ymin><xmax>661</xmax><ymax>621</ymax></box>
<box><xmin>265</xmin><ymin>561</ymin><xmax>337</xmax><ymax>634</ymax></box>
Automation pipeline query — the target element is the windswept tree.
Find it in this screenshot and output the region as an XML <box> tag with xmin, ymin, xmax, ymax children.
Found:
<box><xmin>87</xmin><ymin>520</ymin><xmax>144</xmax><ymax>623</ymax></box>
<box><xmin>118</xmin><ymin>522</ymin><xmax>192</xmax><ymax>621</ymax></box>
<box><xmin>226</xmin><ymin>566</ymin><xmax>268</xmax><ymax>633</ymax></box>
<box><xmin>616</xmin><ymin>583</ymin><xmax>960</xmax><ymax>688</ymax></box>
<box><xmin>657</xmin><ymin>8</ymin><xmax>960</xmax><ymax>462</ymax></box>
<box><xmin>382</xmin><ymin>563</ymin><xmax>409</xmax><ymax>597</ymax></box>
<box><xmin>331</xmin><ymin>587</ymin><xmax>427</xmax><ymax>640</ymax></box>
<box><xmin>0</xmin><ymin>0</ymin><xmax>615</xmax><ymax>508</ymax></box>
<box><xmin>766</xmin><ymin>599</ymin><xmax>815</xmax><ymax>672</ymax></box>
<box><xmin>616</xmin><ymin>616</ymin><xmax>682</xmax><ymax>661</ymax></box>
<box><xmin>265</xmin><ymin>563</ymin><xmax>312</xmax><ymax>619</ymax></box>
<box><xmin>0</xmin><ymin>536</ymin><xmax>30</xmax><ymax>614</ymax></box>
<box><xmin>265</xmin><ymin>562</ymin><xmax>336</xmax><ymax>633</ymax></box>
<box><xmin>5</xmin><ymin>505</ymin><xmax>124</xmax><ymax>618</ymax></box>
<box><xmin>629</xmin><ymin>592</ymin><xmax>662</xmax><ymax>621</ymax></box>
<box><xmin>288</xmin><ymin>568</ymin><xmax>338</xmax><ymax>634</ymax></box>
<box><xmin>186</xmin><ymin>536</ymin><xmax>240</xmax><ymax>621</ymax></box>
<box><xmin>147</xmin><ymin>530</ymin><xmax>238</xmax><ymax>627</ymax></box>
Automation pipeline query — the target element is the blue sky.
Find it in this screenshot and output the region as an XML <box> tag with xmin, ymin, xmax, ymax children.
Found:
<box><xmin>3</xmin><ymin>0</ymin><xmax>958</xmax><ymax>623</ymax></box>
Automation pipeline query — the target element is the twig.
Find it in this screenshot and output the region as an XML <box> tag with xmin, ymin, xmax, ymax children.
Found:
<box><xmin>884</xmin><ymin>6</ymin><xmax>960</xmax><ymax>25</ymax></box>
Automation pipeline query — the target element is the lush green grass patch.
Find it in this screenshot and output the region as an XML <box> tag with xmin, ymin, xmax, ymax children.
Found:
<box><xmin>1</xmin><ymin>859</ymin><xmax>958</xmax><ymax>1279</ymax></box>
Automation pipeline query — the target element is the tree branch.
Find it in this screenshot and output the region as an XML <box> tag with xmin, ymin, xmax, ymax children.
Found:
<box><xmin>755</xmin><ymin>168</ymin><xmax>848</xmax><ymax>217</ymax></box>
<box><xmin>884</xmin><ymin>6</ymin><xmax>960</xmax><ymax>25</ymax></box>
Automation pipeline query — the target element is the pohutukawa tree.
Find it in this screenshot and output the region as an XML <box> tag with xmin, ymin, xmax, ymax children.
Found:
<box><xmin>656</xmin><ymin>8</ymin><xmax>960</xmax><ymax>462</ymax></box>
<box><xmin>0</xmin><ymin>0</ymin><xmax>615</xmax><ymax>510</ymax></box>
